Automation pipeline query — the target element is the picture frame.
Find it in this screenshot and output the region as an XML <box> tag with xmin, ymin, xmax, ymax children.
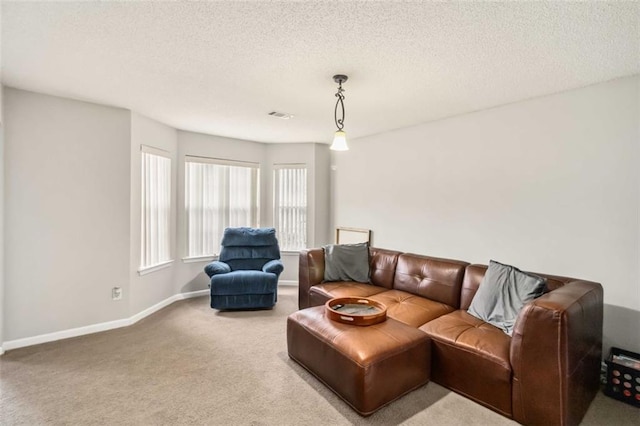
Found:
<box><xmin>335</xmin><ymin>227</ymin><xmax>371</xmax><ymax>245</ymax></box>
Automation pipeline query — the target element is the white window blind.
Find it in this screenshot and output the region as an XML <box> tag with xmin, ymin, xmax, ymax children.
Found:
<box><xmin>274</xmin><ymin>164</ymin><xmax>307</xmax><ymax>251</ymax></box>
<box><xmin>185</xmin><ymin>156</ymin><xmax>260</xmax><ymax>257</ymax></box>
<box><xmin>140</xmin><ymin>146</ymin><xmax>172</xmax><ymax>269</ymax></box>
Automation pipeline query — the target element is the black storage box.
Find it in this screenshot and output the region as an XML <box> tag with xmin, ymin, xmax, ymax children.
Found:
<box><xmin>604</xmin><ymin>346</ymin><xmax>640</xmax><ymax>407</ymax></box>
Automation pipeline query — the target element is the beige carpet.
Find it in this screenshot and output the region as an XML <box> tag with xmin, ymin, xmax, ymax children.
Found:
<box><xmin>1</xmin><ymin>286</ymin><xmax>637</xmax><ymax>425</ymax></box>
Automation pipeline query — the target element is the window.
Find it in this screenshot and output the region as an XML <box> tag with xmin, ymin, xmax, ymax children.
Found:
<box><xmin>140</xmin><ymin>146</ymin><xmax>172</xmax><ymax>271</ymax></box>
<box><xmin>274</xmin><ymin>164</ymin><xmax>307</xmax><ymax>251</ymax></box>
<box><xmin>185</xmin><ymin>156</ymin><xmax>260</xmax><ymax>258</ymax></box>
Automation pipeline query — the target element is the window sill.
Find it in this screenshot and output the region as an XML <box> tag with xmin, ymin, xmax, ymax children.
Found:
<box><xmin>138</xmin><ymin>260</ymin><xmax>174</xmax><ymax>276</ymax></box>
<box><xmin>182</xmin><ymin>255</ymin><xmax>218</xmax><ymax>264</ymax></box>
<box><xmin>281</xmin><ymin>250</ymin><xmax>303</xmax><ymax>255</ymax></box>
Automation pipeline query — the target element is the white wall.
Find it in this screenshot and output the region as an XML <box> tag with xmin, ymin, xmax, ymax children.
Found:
<box><xmin>333</xmin><ymin>76</ymin><xmax>640</xmax><ymax>312</ymax></box>
<box><xmin>0</xmin><ymin>4</ymin><xmax>4</xmax><ymax>354</ymax></box>
<box><xmin>129</xmin><ymin>113</ymin><xmax>178</xmax><ymax>314</ymax></box>
<box><xmin>314</xmin><ymin>143</ymin><xmax>331</xmax><ymax>247</ymax></box>
<box><xmin>0</xmin><ymin>85</ymin><xmax>5</xmax><ymax>353</ymax></box>
<box><xmin>4</xmin><ymin>88</ymin><xmax>131</xmax><ymax>340</ymax></box>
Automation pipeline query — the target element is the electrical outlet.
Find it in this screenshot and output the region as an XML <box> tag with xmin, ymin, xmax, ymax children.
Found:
<box><xmin>112</xmin><ymin>287</ymin><xmax>123</xmax><ymax>301</ymax></box>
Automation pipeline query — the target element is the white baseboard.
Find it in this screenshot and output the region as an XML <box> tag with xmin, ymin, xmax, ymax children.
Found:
<box><xmin>279</xmin><ymin>280</ymin><xmax>298</xmax><ymax>286</ymax></box>
<box><xmin>2</xmin><ymin>318</ymin><xmax>132</xmax><ymax>352</ymax></box>
<box><xmin>128</xmin><ymin>289</ymin><xmax>208</xmax><ymax>324</ymax></box>
<box><xmin>1</xmin><ymin>289</ymin><xmax>210</xmax><ymax>353</ymax></box>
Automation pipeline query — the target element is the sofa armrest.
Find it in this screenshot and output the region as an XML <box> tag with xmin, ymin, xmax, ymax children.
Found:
<box><xmin>263</xmin><ymin>259</ymin><xmax>284</xmax><ymax>277</ymax></box>
<box><xmin>298</xmin><ymin>248</ymin><xmax>325</xmax><ymax>309</ymax></box>
<box><xmin>204</xmin><ymin>261</ymin><xmax>231</xmax><ymax>278</ymax></box>
<box><xmin>510</xmin><ymin>280</ymin><xmax>603</xmax><ymax>425</ymax></box>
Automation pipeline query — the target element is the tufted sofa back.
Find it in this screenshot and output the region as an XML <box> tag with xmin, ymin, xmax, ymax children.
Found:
<box><xmin>369</xmin><ymin>247</ymin><xmax>402</xmax><ymax>289</ymax></box>
<box><xmin>392</xmin><ymin>253</ymin><xmax>469</xmax><ymax>308</ymax></box>
<box><xmin>299</xmin><ymin>247</ymin><xmax>581</xmax><ymax>311</ymax></box>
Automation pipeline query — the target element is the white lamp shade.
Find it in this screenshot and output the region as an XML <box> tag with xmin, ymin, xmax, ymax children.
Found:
<box><xmin>330</xmin><ymin>130</ymin><xmax>349</xmax><ymax>151</ymax></box>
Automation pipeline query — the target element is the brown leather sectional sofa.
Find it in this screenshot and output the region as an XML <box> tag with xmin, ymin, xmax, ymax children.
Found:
<box><xmin>298</xmin><ymin>247</ymin><xmax>604</xmax><ymax>425</ymax></box>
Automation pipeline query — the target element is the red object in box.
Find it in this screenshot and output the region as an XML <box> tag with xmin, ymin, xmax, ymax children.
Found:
<box><xmin>604</xmin><ymin>347</ymin><xmax>640</xmax><ymax>408</ymax></box>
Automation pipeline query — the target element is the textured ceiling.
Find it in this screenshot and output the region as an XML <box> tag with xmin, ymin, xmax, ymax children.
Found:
<box><xmin>2</xmin><ymin>1</ymin><xmax>639</xmax><ymax>144</ymax></box>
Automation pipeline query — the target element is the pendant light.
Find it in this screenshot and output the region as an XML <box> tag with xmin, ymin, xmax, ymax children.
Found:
<box><xmin>330</xmin><ymin>74</ymin><xmax>349</xmax><ymax>151</ymax></box>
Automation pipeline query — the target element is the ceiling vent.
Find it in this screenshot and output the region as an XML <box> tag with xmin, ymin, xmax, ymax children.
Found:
<box><xmin>268</xmin><ymin>111</ymin><xmax>293</xmax><ymax>119</ymax></box>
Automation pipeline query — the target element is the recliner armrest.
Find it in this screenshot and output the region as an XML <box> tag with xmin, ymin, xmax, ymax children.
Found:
<box><xmin>263</xmin><ymin>259</ymin><xmax>284</xmax><ymax>276</ymax></box>
<box><xmin>204</xmin><ymin>261</ymin><xmax>231</xmax><ymax>278</ymax></box>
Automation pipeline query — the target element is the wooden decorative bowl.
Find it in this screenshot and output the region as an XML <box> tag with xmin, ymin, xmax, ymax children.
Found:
<box><xmin>325</xmin><ymin>297</ymin><xmax>387</xmax><ymax>326</ymax></box>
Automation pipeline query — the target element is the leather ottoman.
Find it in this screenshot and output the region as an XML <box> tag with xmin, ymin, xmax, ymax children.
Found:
<box><xmin>287</xmin><ymin>306</ymin><xmax>431</xmax><ymax>416</ymax></box>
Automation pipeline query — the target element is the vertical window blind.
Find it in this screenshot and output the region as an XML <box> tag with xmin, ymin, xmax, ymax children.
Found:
<box><xmin>274</xmin><ymin>164</ymin><xmax>307</xmax><ymax>251</ymax></box>
<box><xmin>140</xmin><ymin>146</ymin><xmax>172</xmax><ymax>269</ymax></box>
<box><xmin>185</xmin><ymin>156</ymin><xmax>260</xmax><ymax>257</ymax></box>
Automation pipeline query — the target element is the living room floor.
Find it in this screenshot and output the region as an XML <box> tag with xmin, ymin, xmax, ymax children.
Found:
<box><xmin>0</xmin><ymin>286</ymin><xmax>637</xmax><ymax>425</ymax></box>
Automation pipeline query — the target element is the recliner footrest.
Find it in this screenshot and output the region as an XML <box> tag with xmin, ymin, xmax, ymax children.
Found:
<box><xmin>211</xmin><ymin>293</ymin><xmax>276</xmax><ymax>310</ymax></box>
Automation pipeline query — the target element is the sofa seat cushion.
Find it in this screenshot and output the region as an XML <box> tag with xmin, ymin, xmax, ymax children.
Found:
<box><xmin>308</xmin><ymin>282</ymin><xmax>387</xmax><ymax>307</ymax></box>
<box><xmin>368</xmin><ymin>290</ymin><xmax>455</xmax><ymax>328</ymax></box>
<box><xmin>419</xmin><ymin>310</ymin><xmax>513</xmax><ymax>416</ymax></box>
<box><xmin>421</xmin><ymin>310</ymin><xmax>511</xmax><ymax>369</ymax></box>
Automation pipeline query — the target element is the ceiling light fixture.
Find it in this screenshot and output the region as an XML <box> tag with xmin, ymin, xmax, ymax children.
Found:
<box><xmin>330</xmin><ymin>74</ymin><xmax>349</xmax><ymax>151</ymax></box>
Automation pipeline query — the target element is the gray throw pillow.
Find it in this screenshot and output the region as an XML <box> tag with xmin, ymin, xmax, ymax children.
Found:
<box><xmin>323</xmin><ymin>243</ymin><xmax>370</xmax><ymax>283</ymax></box>
<box><xmin>467</xmin><ymin>260</ymin><xmax>546</xmax><ymax>336</ymax></box>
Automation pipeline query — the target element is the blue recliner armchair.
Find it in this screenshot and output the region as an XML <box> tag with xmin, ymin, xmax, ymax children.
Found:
<box><xmin>204</xmin><ymin>227</ymin><xmax>284</xmax><ymax>310</ymax></box>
